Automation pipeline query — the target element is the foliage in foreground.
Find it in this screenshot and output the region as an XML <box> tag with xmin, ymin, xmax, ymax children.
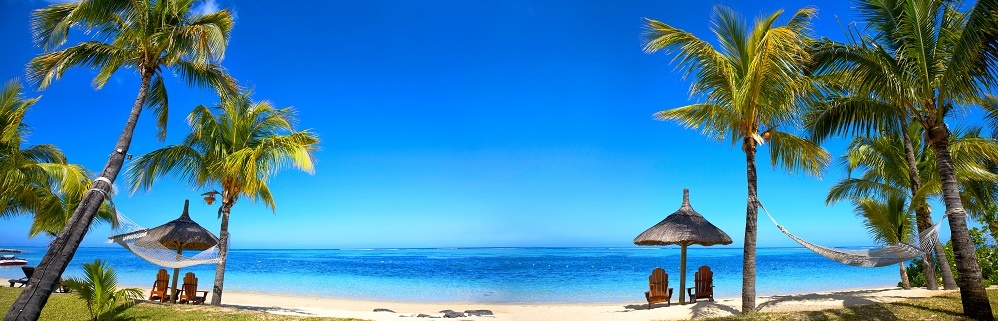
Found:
<box><xmin>906</xmin><ymin>227</ymin><xmax>998</xmax><ymax>288</ymax></box>
<box><xmin>701</xmin><ymin>288</ymin><xmax>998</xmax><ymax>321</ymax></box>
<box><xmin>60</xmin><ymin>260</ymin><xmax>142</xmax><ymax>321</ymax></box>
<box><xmin>0</xmin><ymin>287</ymin><xmax>363</xmax><ymax>321</ymax></box>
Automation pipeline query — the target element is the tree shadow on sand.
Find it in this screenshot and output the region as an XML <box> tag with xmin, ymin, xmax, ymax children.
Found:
<box><xmin>756</xmin><ymin>288</ymin><xmax>905</xmax><ymax>312</ymax></box>
<box><xmin>687</xmin><ymin>300</ymin><xmax>741</xmax><ymax>318</ymax></box>
<box><xmin>216</xmin><ymin>303</ymin><xmax>317</xmax><ymax>316</ymax></box>
<box><xmin>617</xmin><ymin>300</ymin><xmax>740</xmax><ymax>319</ymax></box>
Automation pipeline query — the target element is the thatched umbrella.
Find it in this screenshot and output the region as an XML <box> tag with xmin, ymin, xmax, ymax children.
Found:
<box><xmin>137</xmin><ymin>200</ymin><xmax>218</xmax><ymax>303</ymax></box>
<box><xmin>634</xmin><ymin>189</ymin><xmax>732</xmax><ymax>304</ymax></box>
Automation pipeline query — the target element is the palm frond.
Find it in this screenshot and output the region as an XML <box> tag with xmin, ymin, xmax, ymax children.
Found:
<box><xmin>766</xmin><ymin>130</ymin><xmax>830</xmax><ymax>176</ymax></box>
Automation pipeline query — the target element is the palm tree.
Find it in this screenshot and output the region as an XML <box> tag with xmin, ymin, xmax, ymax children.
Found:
<box><xmin>0</xmin><ymin>79</ymin><xmax>112</xmax><ymax>238</ymax></box>
<box><xmin>852</xmin><ymin>196</ymin><xmax>917</xmax><ymax>289</ymax></box>
<box><xmin>807</xmin><ymin>0</ymin><xmax>998</xmax><ymax>317</ymax></box>
<box><xmin>825</xmin><ymin>127</ymin><xmax>998</xmax><ymax>287</ymax></box>
<box><xmin>6</xmin><ymin>1</ymin><xmax>237</xmax><ymax>318</ymax></box>
<box><xmin>643</xmin><ymin>6</ymin><xmax>829</xmax><ymax>313</ymax></box>
<box><xmin>126</xmin><ymin>91</ymin><xmax>318</xmax><ymax>305</ymax></box>
<box><xmin>60</xmin><ymin>259</ymin><xmax>143</xmax><ymax>321</ymax></box>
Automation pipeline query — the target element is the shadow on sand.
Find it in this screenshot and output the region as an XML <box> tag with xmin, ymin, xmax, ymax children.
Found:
<box><xmin>617</xmin><ymin>299</ymin><xmax>739</xmax><ymax>319</ymax></box>
<box><xmin>219</xmin><ymin>303</ymin><xmax>315</xmax><ymax>316</ymax></box>
<box><xmin>756</xmin><ymin>288</ymin><xmax>903</xmax><ymax>311</ymax></box>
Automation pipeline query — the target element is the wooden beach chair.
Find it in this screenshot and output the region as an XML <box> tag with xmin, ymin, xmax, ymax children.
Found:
<box><xmin>178</xmin><ymin>272</ymin><xmax>208</xmax><ymax>305</ymax></box>
<box><xmin>644</xmin><ymin>267</ymin><xmax>674</xmax><ymax>309</ymax></box>
<box><xmin>7</xmin><ymin>266</ymin><xmax>70</xmax><ymax>293</ymax></box>
<box><xmin>7</xmin><ymin>266</ymin><xmax>33</xmax><ymax>288</ymax></box>
<box><xmin>687</xmin><ymin>265</ymin><xmax>714</xmax><ymax>303</ymax></box>
<box><xmin>148</xmin><ymin>269</ymin><xmax>170</xmax><ymax>302</ymax></box>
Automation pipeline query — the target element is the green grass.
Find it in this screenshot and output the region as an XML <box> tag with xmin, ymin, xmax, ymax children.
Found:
<box><xmin>0</xmin><ymin>287</ymin><xmax>367</xmax><ymax>321</ymax></box>
<box><xmin>701</xmin><ymin>289</ymin><xmax>998</xmax><ymax>321</ymax></box>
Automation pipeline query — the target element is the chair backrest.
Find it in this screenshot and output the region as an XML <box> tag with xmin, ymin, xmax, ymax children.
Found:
<box><xmin>181</xmin><ymin>272</ymin><xmax>198</xmax><ymax>300</ymax></box>
<box><xmin>152</xmin><ymin>269</ymin><xmax>169</xmax><ymax>290</ymax></box>
<box><xmin>648</xmin><ymin>267</ymin><xmax>669</xmax><ymax>295</ymax></box>
<box><xmin>22</xmin><ymin>266</ymin><xmax>34</xmax><ymax>278</ymax></box>
<box><xmin>694</xmin><ymin>265</ymin><xmax>713</xmax><ymax>293</ymax></box>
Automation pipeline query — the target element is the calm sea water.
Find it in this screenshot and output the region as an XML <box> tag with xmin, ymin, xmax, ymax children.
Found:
<box><xmin>0</xmin><ymin>246</ymin><xmax>901</xmax><ymax>303</ymax></box>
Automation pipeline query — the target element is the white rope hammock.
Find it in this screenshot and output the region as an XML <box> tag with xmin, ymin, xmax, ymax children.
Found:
<box><xmin>107</xmin><ymin>211</ymin><xmax>219</xmax><ymax>269</ymax></box>
<box><xmin>759</xmin><ymin>199</ymin><xmax>945</xmax><ymax>267</ymax></box>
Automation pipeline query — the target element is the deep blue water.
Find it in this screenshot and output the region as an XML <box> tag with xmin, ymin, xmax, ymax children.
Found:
<box><xmin>0</xmin><ymin>246</ymin><xmax>901</xmax><ymax>303</ymax></box>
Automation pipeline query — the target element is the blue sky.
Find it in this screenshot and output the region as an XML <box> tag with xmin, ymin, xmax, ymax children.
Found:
<box><xmin>0</xmin><ymin>0</ymin><xmax>989</xmax><ymax>249</ymax></box>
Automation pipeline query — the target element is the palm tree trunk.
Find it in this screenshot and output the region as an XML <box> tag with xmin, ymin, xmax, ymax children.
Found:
<box><xmin>926</xmin><ymin>121</ymin><xmax>993</xmax><ymax>320</ymax></box>
<box><xmin>899</xmin><ymin>126</ymin><xmax>944</xmax><ymax>290</ymax></box>
<box><xmin>899</xmin><ymin>261</ymin><xmax>911</xmax><ymax>289</ymax></box>
<box><xmin>3</xmin><ymin>70</ymin><xmax>153</xmax><ymax>321</ymax></box>
<box><xmin>210</xmin><ymin>201</ymin><xmax>233</xmax><ymax>306</ymax></box>
<box><xmin>741</xmin><ymin>137</ymin><xmax>759</xmax><ymax>314</ymax></box>
<box><xmin>921</xmin><ymin>201</ymin><xmax>959</xmax><ymax>289</ymax></box>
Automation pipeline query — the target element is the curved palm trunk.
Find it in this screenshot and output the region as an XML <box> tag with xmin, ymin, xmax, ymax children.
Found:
<box><xmin>899</xmin><ymin>261</ymin><xmax>911</xmax><ymax>289</ymax></box>
<box><xmin>3</xmin><ymin>70</ymin><xmax>152</xmax><ymax>321</ymax></box>
<box><xmin>900</xmin><ymin>126</ymin><xmax>952</xmax><ymax>290</ymax></box>
<box><xmin>211</xmin><ymin>201</ymin><xmax>233</xmax><ymax>306</ymax></box>
<box><xmin>741</xmin><ymin>137</ymin><xmax>758</xmax><ymax>314</ymax></box>
<box><xmin>926</xmin><ymin>121</ymin><xmax>993</xmax><ymax>320</ymax></box>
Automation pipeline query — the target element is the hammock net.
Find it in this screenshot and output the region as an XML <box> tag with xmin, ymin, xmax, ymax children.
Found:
<box><xmin>759</xmin><ymin>200</ymin><xmax>945</xmax><ymax>267</ymax></box>
<box><xmin>107</xmin><ymin>211</ymin><xmax>219</xmax><ymax>269</ymax></box>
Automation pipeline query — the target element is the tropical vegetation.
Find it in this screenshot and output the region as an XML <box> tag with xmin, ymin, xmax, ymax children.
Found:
<box><xmin>805</xmin><ymin>0</ymin><xmax>998</xmax><ymax>317</ymax></box>
<box><xmin>125</xmin><ymin>91</ymin><xmax>319</xmax><ymax>305</ymax></box>
<box><xmin>0</xmin><ymin>79</ymin><xmax>116</xmax><ymax>240</ymax></box>
<box><xmin>6</xmin><ymin>0</ymin><xmax>238</xmax><ymax>317</ymax></box>
<box><xmin>643</xmin><ymin>5</ymin><xmax>830</xmax><ymax>313</ymax></box>
<box><xmin>60</xmin><ymin>260</ymin><xmax>142</xmax><ymax>321</ymax></box>
<box><xmin>851</xmin><ymin>196</ymin><xmax>915</xmax><ymax>289</ymax></box>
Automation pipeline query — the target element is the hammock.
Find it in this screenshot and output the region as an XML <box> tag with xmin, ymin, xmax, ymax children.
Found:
<box><xmin>759</xmin><ymin>199</ymin><xmax>945</xmax><ymax>267</ymax></box>
<box><xmin>107</xmin><ymin>211</ymin><xmax>219</xmax><ymax>269</ymax></box>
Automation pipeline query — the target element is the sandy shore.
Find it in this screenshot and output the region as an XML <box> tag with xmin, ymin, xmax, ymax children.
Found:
<box><xmin>137</xmin><ymin>286</ymin><xmax>953</xmax><ymax>321</ymax></box>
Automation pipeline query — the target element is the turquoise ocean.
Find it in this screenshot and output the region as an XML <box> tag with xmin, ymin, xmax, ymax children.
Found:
<box><xmin>0</xmin><ymin>246</ymin><xmax>901</xmax><ymax>303</ymax></box>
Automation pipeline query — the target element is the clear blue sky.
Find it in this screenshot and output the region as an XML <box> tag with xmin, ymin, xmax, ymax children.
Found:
<box><xmin>0</xmin><ymin>0</ymin><xmax>988</xmax><ymax>249</ymax></box>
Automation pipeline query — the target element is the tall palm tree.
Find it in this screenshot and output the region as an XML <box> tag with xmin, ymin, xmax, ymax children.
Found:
<box><xmin>807</xmin><ymin>0</ymin><xmax>998</xmax><ymax>317</ymax></box>
<box><xmin>5</xmin><ymin>1</ymin><xmax>237</xmax><ymax>318</ymax></box>
<box><xmin>852</xmin><ymin>196</ymin><xmax>917</xmax><ymax>289</ymax></box>
<box><xmin>806</xmin><ymin>85</ymin><xmax>955</xmax><ymax>289</ymax></box>
<box><xmin>126</xmin><ymin>91</ymin><xmax>318</xmax><ymax>305</ymax></box>
<box><xmin>0</xmin><ymin>79</ymin><xmax>111</xmax><ymax>237</ymax></box>
<box><xmin>643</xmin><ymin>6</ymin><xmax>829</xmax><ymax>313</ymax></box>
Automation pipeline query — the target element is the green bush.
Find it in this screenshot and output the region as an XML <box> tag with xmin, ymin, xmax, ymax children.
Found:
<box><xmin>905</xmin><ymin>227</ymin><xmax>998</xmax><ymax>288</ymax></box>
<box><xmin>61</xmin><ymin>259</ymin><xmax>143</xmax><ymax>321</ymax></box>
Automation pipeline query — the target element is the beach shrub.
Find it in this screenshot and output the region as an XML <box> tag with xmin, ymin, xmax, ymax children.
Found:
<box><xmin>60</xmin><ymin>259</ymin><xmax>143</xmax><ymax>321</ymax></box>
<box><xmin>903</xmin><ymin>227</ymin><xmax>998</xmax><ymax>288</ymax></box>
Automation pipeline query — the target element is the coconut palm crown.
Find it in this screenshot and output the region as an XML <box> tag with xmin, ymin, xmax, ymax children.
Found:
<box><xmin>643</xmin><ymin>5</ymin><xmax>830</xmax><ymax>313</ymax></box>
<box><xmin>0</xmin><ymin>79</ymin><xmax>116</xmax><ymax>238</ymax></box>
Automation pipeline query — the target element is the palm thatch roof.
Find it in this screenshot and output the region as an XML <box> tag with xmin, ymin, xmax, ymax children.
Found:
<box><xmin>633</xmin><ymin>189</ymin><xmax>732</xmax><ymax>246</ymax></box>
<box><xmin>137</xmin><ymin>200</ymin><xmax>218</xmax><ymax>251</ymax></box>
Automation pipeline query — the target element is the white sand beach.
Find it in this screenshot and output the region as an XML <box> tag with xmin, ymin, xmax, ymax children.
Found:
<box><xmin>145</xmin><ymin>287</ymin><xmax>953</xmax><ymax>321</ymax></box>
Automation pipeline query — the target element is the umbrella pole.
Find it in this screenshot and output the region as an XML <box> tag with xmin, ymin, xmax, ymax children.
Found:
<box><xmin>679</xmin><ymin>244</ymin><xmax>687</xmax><ymax>304</ymax></box>
<box><xmin>170</xmin><ymin>247</ymin><xmax>183</xmax><ymax>304</ymax></box>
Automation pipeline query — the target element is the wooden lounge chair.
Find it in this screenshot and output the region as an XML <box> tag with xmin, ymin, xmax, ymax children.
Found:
<box><xmin>644</xmin><ymin>267</ymin><xmax>674</xmax><ymax>309</ymax></box>
<box><xmin>7</xmin><ymin>267</ymin><xmax>70</xmax><ymax>293</ymax></box>
<box><xmin>7</xmin><ymin>266</ymin><xmax>32</xmax><ymax>288</ymax></box>
<box><xmin>148</xmin><ymin>269</ymin><xmax>170</xmax><ymax>302</ymax></box>
<box><xmin>178</xmin><ymin>272</ymin><xmax>208</xmax><ymax>305</ymax></box>
<box><xmin>687</xmin><ymin>265</ymin><xmax>714</xmax><ymax>303</ymax></box>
